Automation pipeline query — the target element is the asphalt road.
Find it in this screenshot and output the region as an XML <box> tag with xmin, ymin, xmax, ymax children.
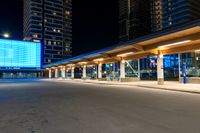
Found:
<box><xmin>0</xmin><ymin>79</ymin><xmax>200</xmax><ymax>133</ymax></box>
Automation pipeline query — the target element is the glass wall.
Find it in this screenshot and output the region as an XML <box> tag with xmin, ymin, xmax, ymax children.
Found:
<box><xmin>102</xmin><ymin>63</ymin><xmax>120</xmax><ymax>80</ymax></box>
<box><xmin>180</xmin><ymin>52</ymin><xmax>200</xmax><ymax>77</ymax></box>
<box><xmin>0</xmin><ymin>71</ymin><xmax>42</xmax><ymax>79</ymax></box>
<box><xmin>58</xmin><ymin>68</ymin><xmax>62</xmax><ymax>78</ymax></box>
<box><xmin>125</xmin><ymin>60</ymin><xmax>139</xmax><ymax>77</ymax></box>
<box><xmin>86</xmin><ymin>65</ymin><xmax>97</xmax><ymax>79</ymax></box>
<box><xmin>164</xmin><ymin>54</ymin><xmax>179</xmax><ymax>80</ymax></box>
<box><xmin>66</xmin><ymin>69</ymin><xmax>71</xmax><ymax>79</ymax></box>
<box><xmin>140</xmin><ymin>56</ymin><xmax>157</xmax><ymax>80</ymax></box>
<box><xmin>74</xmin><ymin>67</ymin><xmax>83</xmax><ymax>79</ymax></box>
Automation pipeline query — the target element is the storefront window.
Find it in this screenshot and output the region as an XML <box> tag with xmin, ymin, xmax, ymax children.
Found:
<box><xmin>86</xmin><ymin>65</ymin><xmax>97</xmax><ymax>79</ymax></box>
<box><xmin>125</xmin><ymin>60</ymin><xmax>138</xmax><ymax>77</ymax></box>
<box><xmin>180</xmin><ymin>52</ymin><xmax>200</xmax><ymax>77</ymax></box>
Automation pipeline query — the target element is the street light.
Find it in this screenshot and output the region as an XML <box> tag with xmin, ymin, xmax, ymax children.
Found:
<box><xmin>3</xmin><ymin>33</ymin><xmax>10</xmax><ymax>38</ymax></box>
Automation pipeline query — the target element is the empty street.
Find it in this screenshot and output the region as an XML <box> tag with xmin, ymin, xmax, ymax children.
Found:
<box><xmin>0</xmin><ymin>80</ymin><xmax>200</xmax><ymax>133</ymax></box>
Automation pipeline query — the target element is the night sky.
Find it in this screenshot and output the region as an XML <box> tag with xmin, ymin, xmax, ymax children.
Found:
<box><xmin>0</xmin><ymin>0</ymin><xmax>119</xmax><ymax>56</ymax></box>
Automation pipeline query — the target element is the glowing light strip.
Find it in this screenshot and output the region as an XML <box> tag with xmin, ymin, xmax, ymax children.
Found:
<box><xmin>158</xmin><ymin>40</ymin><xmax>191</xmax><ymax>49</ymax></box>
<box><xmin>93</xmin><ymin>58</ymin><xmax>104</xmax><ymax>62</ymax></box>
<box><xmin>78</xmin><ymin>62</ymin><xmax>87</xmax><ymax>64</ymax></box>
<box><xmin>117</xmin><ymin>52</ymin><xmax>134</xmax><ymax>57</ymax></box>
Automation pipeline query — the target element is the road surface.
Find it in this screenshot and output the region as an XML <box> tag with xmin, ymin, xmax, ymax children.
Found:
<box><xmin>0</xmin><ymin>79</ymin><xmax>200</xmax><ymax>133</ymax></box>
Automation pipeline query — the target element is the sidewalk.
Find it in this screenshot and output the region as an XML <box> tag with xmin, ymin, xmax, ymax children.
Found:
<box><xmin>57</xmin><ymin>79</ymin><xmax>200</xmax><ymax>94</ymax></box>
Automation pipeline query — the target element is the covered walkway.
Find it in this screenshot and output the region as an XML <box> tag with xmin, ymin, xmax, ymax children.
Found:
<box><xmin>44</xmin><ymin>21</ymin><xmax>200</xmax><ymax>85</ymax></box>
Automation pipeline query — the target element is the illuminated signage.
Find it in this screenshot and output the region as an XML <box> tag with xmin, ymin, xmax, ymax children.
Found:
<box><xmin>0</xmin><ymin>39</ymin><xmax>41</xmax><ymax>68</ymax></box>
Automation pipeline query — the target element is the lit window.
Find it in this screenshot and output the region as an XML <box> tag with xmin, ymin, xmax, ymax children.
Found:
<box><xmin>65</xmin><ymin>11</ymin><xmax>70</xmax><ymax>15</ymax></box>
<box><xmin>53</xmin><ymin>12</ymin><xmax>57</xmax><ymax>16</ymax></box>
<box><xmin>33</xmin><ymin>34</ymin><xmax>38</xmax><ymax>38</ymax></box>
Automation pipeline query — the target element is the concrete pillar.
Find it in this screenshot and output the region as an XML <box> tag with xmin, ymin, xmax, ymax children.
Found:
<box><xmin>178</xmin><ymin>53</ymin><xmax>181</xmax><ymax>79</ymax></box>
<box><xmin>98</xmin><ymin>63</ymin><xmax>102</xmax><ymax>79</ymax></box>
<box><xmin>61</xmin><ymin>67</ymin><xmax>66</xmax><ymax>79</ymax></box>
<box><xmin>83</xmin><ymin>65</ymin><xmax>87</xmax><ymax>79</ymax></box>
<box><xmin>55</xmin><ymin>68</ymin><xmax>58</xmax><ymax>78</ymax></box>
<box><xmin>120</xmin><ymin>60</ymin><xmax>125</xmax><ymax>79</ymax></box>
<box><xmin>71</xmin><ymin>67</ymin><xmax>75</xmax><ymax>79</ymax></box>
<box><xmin>49</xmin><ymin>69</ymin><xmax>52</xmax><ymax>78</ymax></box>
<box><xmin>138</xmin><ymin>59</ymin><xmax>140</xmax><ymax>79</ymax></box>
<box><xmin>157</xmin><ymin>51</ymin><xmax>164</xmax><ymax>85</ymax></box>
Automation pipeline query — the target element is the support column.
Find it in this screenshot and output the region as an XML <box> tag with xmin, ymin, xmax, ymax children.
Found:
<box><xmin>138</xmin><ymin>59</ymin><xmax>140</xmax><ymax>79</ymax></box>
<box><xmin>120</xmin><ymin>60</ymin><xmax>125</xmax><ymax>79</ymax></box>
<box><xmin>71</xmin><ymin>67</ymin><xmax>75</xmax><ymax>79</ymax></box>
<box><xmin>55</xmin><ymin>68</ymin><xmax>58</xmax><ymax>78</ymax></box>
<box><xmin>157</xmin><ymin>51</ymin><xmax>164</xmax><ymax>85</ymax></box>
<box><xmin>61</xmin><ymin>66</ymin><xmax>66</xmax><ymax>79</ymax></box>
<box><xmin>98</xmin><ymin>63</ymin><xmax>102</xmax><ymax>79</ymax></box>
<box><xmin>178</xmin><ymin>53</ymin><xmax>181</xmax><ymax>80</ymax></box>
<box><xmin>83</xmin><ymin>65</ymin><xmax>87</xmax><ymax>79</ymax></box>
<box><xmin>49</xmin><ymin>69</ymin><xmax>52</xmax><ymax>78</ymax></box>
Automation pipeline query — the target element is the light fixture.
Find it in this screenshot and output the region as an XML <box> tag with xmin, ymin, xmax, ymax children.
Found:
<box><xmin>93</xmin><ymin>58</ymin><xmax>104</xmax><ymax>62</ymax></box>
<box><xmin>195</xmin><ymin>50</ymin><xmax>200</xmax><ymax>52</ymax></box>
<box><xmin>3</xmin><ymin>33</ymin><xmax>10</xmax><ymax>38</ymax></box>
<box><xmin>78</xmin><ymin>62</ymin><xmax>87</xmax><ymax>64</ymax></box>
<box><xmin>121</xmin><ymin>60</ymin><xmax>125</xmax><ymax>64</ymax></box>
<box><xmin>117</xmin><ymin>52</ymin><xmax>134</xmax><ymax>57</ymax></box>
<box><xmin>159</xmin><ymin>54</ymin><xmax>163</xmax><ymax>58</ymax></box>
<box><xmin>158</xmin><ymin>40</ymin><xmax>191</xmax><ymax>49</ymax></box>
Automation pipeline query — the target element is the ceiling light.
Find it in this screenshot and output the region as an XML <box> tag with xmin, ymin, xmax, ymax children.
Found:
<box><xmin>158</xmin><ymin>40</ymin><xmax>191</xmax><ymax>49</ymax></box>
<box><xmin>93</xmin><ymin>58</ymin><xmax>104</xmax><ymax>62</ymax></box>
<box><xmin>117</xmin><ymin>52</ymin><xmax>134</xmax><ymax>57</ymax></box>
<box><xmin>78</xmin><ymin>62</ymin><xmax>87</xmax><ymax>64</ymax></box>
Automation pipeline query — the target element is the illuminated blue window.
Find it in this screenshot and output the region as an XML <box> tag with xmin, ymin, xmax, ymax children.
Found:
<box><xmin>0</xmin><ymin>39</ymin><xmax>41</xmax><ymax>68</ymax></box>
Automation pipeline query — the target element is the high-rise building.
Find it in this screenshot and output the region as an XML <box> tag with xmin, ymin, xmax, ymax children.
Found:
<box><xmin>23</xmin><ymin>0</ymin><xmax>72</xmax><ymax>65</ymax></box>
<box><xmin>161</xmin><ymin>0</ymin><xmax>200</xmax><ymax>30</ymax></box>
<box><xmin>150</xmin><ymin>0</ymin><xmax>163</xmax><ymax>32</ymax></box>
<box><xmin>119</xmin><ymin>0</ymin><xmax>151</xmax><ymax>42</ymax></box>
<box><xmin>119</xmin><ymin>0</ymin><xmax>200</xmax><ymax>41</ymax></box>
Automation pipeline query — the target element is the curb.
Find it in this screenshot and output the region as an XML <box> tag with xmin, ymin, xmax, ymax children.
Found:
<box><xmin>63</xmin><ymin>80</ymin><xmax>200</xmax><ymax>95</ymax></box>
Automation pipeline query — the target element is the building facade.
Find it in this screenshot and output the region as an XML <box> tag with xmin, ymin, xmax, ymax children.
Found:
<box><xmin>0</xmin><ymin>39</ymin><xmax>42</xmax><ymax>79</ymax></box>
<box><xmin>162</xmin><ymin>0</ymin><xmax>200</xmax><ymax>30</ymax></box>
<box><xmin>119</xmin><ymin>0</ymin><xmax>151</xmax><ymax>41</ymax></box>
<box><xmin>23</xmin><ymin>0</ymin><xmax>72</xmax><ymax>65</ymax></box>
<box><xmin>119</xmin><ymin>0</ymin><xmax>200</xmax><ymax>40</ymax></box>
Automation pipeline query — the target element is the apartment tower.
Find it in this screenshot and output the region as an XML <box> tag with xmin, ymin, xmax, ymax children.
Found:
<box><xmin>24</xmin><ymin>0</ymin><xmax>72</xmax><ymax>64</ymax></box>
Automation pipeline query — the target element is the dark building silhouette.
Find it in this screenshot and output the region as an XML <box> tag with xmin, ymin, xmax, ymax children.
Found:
<box><xmin>162</xmin><ymin>0</ymin><xmax>200</xmax><ymax>30</ymax></box>
<box><xmin>24</xmin><ymin>0</ymin><xmax>72</xmax><ymax>65</ymax></box>
<box><xmin>119</xmin><ymin>0</ymin><xmax>200</xmax><ymax>41</ymax></box>
<box><xmin>119</xmin><ymin>0</ymin><xmax>151</xmax><ymax>42</ymax></box>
